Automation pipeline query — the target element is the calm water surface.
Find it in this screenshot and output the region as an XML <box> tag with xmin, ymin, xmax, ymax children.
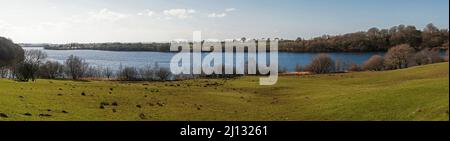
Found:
<box><xmin>23</xmin><ymin>47</ymin><xmax>385</xmax><ymax>72</ymax></box>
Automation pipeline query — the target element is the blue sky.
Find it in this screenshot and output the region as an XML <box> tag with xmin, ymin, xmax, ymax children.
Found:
<box><xmin>0</xmin><ymin>0</ymin><xmax>448</xmax><ymax>43</ymax></box>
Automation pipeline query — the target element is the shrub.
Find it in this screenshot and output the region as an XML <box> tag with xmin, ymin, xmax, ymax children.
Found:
<box><xmin>38</xmin><ymin>61</ymin><xmax>64</xmax><ymax>79</ymax></box>
<box><xmin>429</xmin><ymin>48</ymin><xmax>442</xmax><ymax>63</ymax></box>
<box><xmin>334</xmin><ymin>58</ymin><xmax>344</xmax><ymax>72</ymax></box>
<box><xmin>138</xmin><ymin>65</ymin><xmax>154</xmax><ymax>81</ymax></box>
<box><xmin>85</xmin><ymin>66</ymin><xmax>103</xmax><ymax>79</ymax></box>
<box><xmin>12</xmin><ymin>63</ymin><xmax>26</xmax><ymax>81</ymax></box>
<box><xmin>413</xmin><ymin>49</ymin><xmax>442</xmax><ymax>65</ymax></box>
<box><xmin>384</xmin><ymin>44</ymin><xmax>415</xmax><ymax>69</ymax></box>
<box><xmin>413</xmin><ymin>49</ymin><xmax>431</xmax><ymax>65</ymax></box>
<box><xmin>119</xmin><ymin>66</ymin><xmax>138</xmax><ymax>81</ymax></box>
<box><xmin>348</xmin><ymin>63</ymin><xmax>363</xmax><ymax>72</ymax></box>
<box><xmin>102</xmin><ymin>67</ymin><xmax>114</xmax><ymax>80</ymax></box>
<box><xmin>306</xmin><ymin>54</ymin><xmax>335</xmax><ymax>74</ymax></box>
<box><xmin>363</xmin><ymin>55</ymin><xmax>385</xmax><ymax>71</ymax></box>
<box><xmin>444</xmin><ymin>50</ymin><xmax>449</xmax><ymax>62</ymax></box>
<box><xmin>295</xmin><ymin>64</ymin><xmax>303</xmax><ymax>72</ymax></box>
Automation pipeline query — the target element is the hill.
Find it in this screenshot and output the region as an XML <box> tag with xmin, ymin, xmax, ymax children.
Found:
<box><xmin>0</xmin><ymin>63</ymin><xmax>448</xmax><ymax>121</ymax></box>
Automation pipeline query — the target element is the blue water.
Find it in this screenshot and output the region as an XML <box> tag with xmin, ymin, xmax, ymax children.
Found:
<box><xmin>23</xmin><ymin>47</ymin><xmax>385</xmax><ymax>72</ymax></box>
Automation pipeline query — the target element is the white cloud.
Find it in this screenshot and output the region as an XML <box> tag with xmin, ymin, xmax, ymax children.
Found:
<box><xmin>147</xmin><ymin>11</ymin><xmax>155</xmax><ymax>17</ymax></box>
<box><xmin>89</xmin><ymin>8</ymin><xmax>128</xmax><ymax>22</ymax></box>
<box><xmin>138</xmin><ymin>9</ymin><xmax>155</xmax><ymax>17</ymax></box>
<box><xmin>207</xmin><ymin>8</ymin><xmax>236</xmax><ymax>18</ymax></box>
<box><xmin>225</xmin><ymin>8</ymin><xmax>236</xmax><ymax>12</ymax></box>
<box><xmin>63</xmin><ymin>8</ymin><xmax>129</xmax><ymax>25</ymax></box>
<box><xmin>163</xmin><ymin>9</ymin><xmax>196</xmax><ymax>19</ymax></box>
<box><xmin>0</xmin><ymin>19</ymin><xmax>70</xmax><ymax>42</ymax></box>
<box><xmin>207</xmin><ymin>13</ymin><xmax>227</xmax><ymax>18</ymax></box>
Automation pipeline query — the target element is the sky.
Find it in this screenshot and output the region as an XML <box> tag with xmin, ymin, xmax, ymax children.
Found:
<box><xmin>0</xmin><ymin>0</ymin><xmax>448</xmax><ymax>43</ymax></box>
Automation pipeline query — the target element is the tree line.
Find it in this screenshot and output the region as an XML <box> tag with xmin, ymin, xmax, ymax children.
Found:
<box><xmin>41</xmin><ymin>23</ymin><xmax>449</xmax><ymax>53</ymax></box>
<box><xmin>44</xmin><ymin>42</ymin><xmax>171</xmax><ymax>52</ymax></box>
<box><xmin>0</xmin><ymin>37</ymin><xmax>242</xmax><ymax>81</ymax></box>
<box><xmin>2</xmin><ymin>44</ymin><xmax>449</xmax><ymax>82</ymax></box>
<box><xmin>0</xmin><ymin>49</ymin><xmax>175</xmax><ymax>82</ymax></box>
<box><xmin>279</xmin><ymin>23</ymin><xmax>448</xmax><ymax>52</ymax></box>
<box><xmin>298</xmin><ymin>44</ymin><xmax>449</xmax><ymax>74</ymax></box>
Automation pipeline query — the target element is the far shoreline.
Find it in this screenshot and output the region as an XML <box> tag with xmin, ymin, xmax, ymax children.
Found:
<box><xmin>22</xmin><ymin>45</ymin><xmax>393</xmax><ymax>54</ymax></box>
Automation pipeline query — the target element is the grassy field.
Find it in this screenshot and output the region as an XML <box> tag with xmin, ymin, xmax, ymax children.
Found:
<box><xmin>0</xmin><ymin>63</ymin><xmax>448</xmax><ymax>121</ymax></box>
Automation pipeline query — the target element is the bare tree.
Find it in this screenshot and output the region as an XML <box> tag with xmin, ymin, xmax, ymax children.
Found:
<box><xmin>65</xmin><ymin>55</ymin><xmax>88</xmax><ymax>80</ymax></box>
<box><xmin>13</xmin><ymin>50</ymin><xmax>47</xmax><ymax>81</ymax></box>
<box><xmin>138</xmin><ymin>65</ymin><xmax>154</xmax><ymax>81</ymax></box>
<box><xmin>119</xmin><ymin>66</ymin><xmax>138</xmax><ymax>81</ymax></box>
<box><xmin>102</xmin><ymin>67</ymin><xmax>114</xmax><ymax>80</ymax></box>
<box><xmin>156</xmin><ymin>67</ymin><xmax>171</xmax><ymax>81</ymax></box>
<box><xmin>414</xmin><ymin>49</ymin><xmax>432</xmax><ymax>65</ymax></box>
<box><xmin>384</xmin><ymin>44</ymin><xmax>416</xmax><ymax>69</ymax></box>
<box><xmin>85</xmin><ymin>66</ymin><xmax>102</xmax><ymax>79</ymax></box>
<box><xmin>413</xmin><ymin>48</ymin><xmax>442</xmax><ymax>66</ymax></box>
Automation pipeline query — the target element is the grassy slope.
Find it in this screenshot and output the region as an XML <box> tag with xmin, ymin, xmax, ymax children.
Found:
<box><xmin>0</xmin><ymin>63</ymin><xmax>448</xmax><ymax>121</ymax></box>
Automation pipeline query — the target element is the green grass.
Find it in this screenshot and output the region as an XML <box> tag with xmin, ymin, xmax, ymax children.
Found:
<box><xmin>1</xmin><ymin>63</ymin><xmax>448</xmax><ymax>121</ymax></box>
